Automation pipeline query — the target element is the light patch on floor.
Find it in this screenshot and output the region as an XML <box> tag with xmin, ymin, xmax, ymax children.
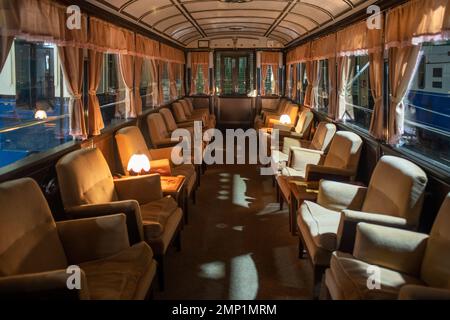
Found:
<box><xmin>232</xmin><ymin>225</ymin><xmax>244</xmax><ymax>232</ymax></box>
<box><xmin>198</xmin><ymin>261</ymin><xmax>226</xmax><ymax>280</ymax></box>
<box><xmin>256</xmin><ymin>203</ymin><xmax>284</xmax><ymax>216</ymax></box>
<box><xmin>229</xmin><ymin>254</ymin><xmax>259</xmax><ymax>300</ymax></box>
<box><xmin>232</xmin><ymin>174</ymin><xmax>255</xmax><ymax>208</ymax></box>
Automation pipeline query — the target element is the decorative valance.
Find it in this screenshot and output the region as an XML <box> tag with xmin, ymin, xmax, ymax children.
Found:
<box><xmin>1</xmin><ymin>0</ymin><xmax>88</xmax><ymax>47</ymax></box>
<box><xmin>260</xmin><ymin>51</ymin><xmax>280</xmax><ymax>65</ymax></box>
<box><xmin>386</xmin><ymin>0</ymin><xmax>450</xmax><ymax>48</ymax></box>
<box><xmin>89</xmin><ymin>17</ymin><xmax>135</xmax><ymax>55</ymax></box>
<box><xmin>191</xmin><ymin>51</ymin><xmax>209</xmax><ymax>65</ymax></box>
<box><xmin>136</xmin><ymin>33</ymin><xmax>160</xmax><ymax>60</ymax></box>
<box><xmin>336</xmin><ymin>19</ymin><xmax>383</xmax><ymax>56</ymax></box>
<box><xmin>310</xmin><ymin>34</ymin><xmax>336</xmax><ymax>60</ymax></box>
<box><xmin>286</xmin><ymin>43</ymin><xmax>311</xmax><ymax>64</ymax></box>
<box><xmin>159</xmin><ymin>43</ymin><xmax>185</xmax><ymax>64</ymax></box>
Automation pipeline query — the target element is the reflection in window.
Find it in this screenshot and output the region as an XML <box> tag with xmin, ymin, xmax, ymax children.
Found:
<box><xmin>299</xmin><ymin>63</ymin><xmax>308</xmax><ymax>105</ymax></box>
<box><xmin>401</xmin><ymin>41</ymin><xmax>450</xmax><ymax>169</ymax></box>
<box><xmin>0</xmin><ymin>40</ymin><xmax>71</xmax><ymax>168</ymax></box>
<box><xmin>343</xmin><ymin>55</ymin><xmax>374</xmax><ymax>130</ymax></box>
<box><xmin>97</xmin><ymin>54</ymin><xmax>126</xmax><ymax>126</ymax></box>
<box><xmin>317</xmin><ymin>59</ymin><xmax>329</xmax><ymax>113</ymax></box>
<box><xmin>139</xmin><ymin>59</ymin><xmax>156</xmax><ymax>109</ymax></box>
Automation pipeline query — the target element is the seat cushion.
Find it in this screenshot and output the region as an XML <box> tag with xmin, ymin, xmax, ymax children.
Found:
<box><xmin>80</xmin><ymin>242</ymin><xmax>156</xmax><ymax>300</ymax></box>
<box><xmin>328</xmin><ymin>251</ymin><xmax>424</xmax><ymax>300</ymax></box>
<box><xmin>281</xmin><ymin>167</ymin><xmax>306</xmax><ymax>178</ymax></box>
<box><xmin>148</xmin><ymin>208</ymin><xmax>183</xmax><ymax>256</ymax></box>
<box><xmin>271</xmin><ymin>150</ymin><xmax>289</xmax><ymax>165</ymax></box>
<box><xmin>298</xmin><ymin>201</ymin><xmax>342</xmax><ymax>253</ymax></box>
<box><xmin>140</xmin><ymin>197</ymin><xmax>179</xmax><ymax>240</ymax></box>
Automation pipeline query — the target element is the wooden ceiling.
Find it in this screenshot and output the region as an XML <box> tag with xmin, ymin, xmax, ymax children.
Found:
<box><xmin>86</xmin><ymin>0</ymin><xmax>372</xmax><ymax>47</ymax></box>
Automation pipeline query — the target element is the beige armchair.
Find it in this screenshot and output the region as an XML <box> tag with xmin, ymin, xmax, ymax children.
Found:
<box><xmin>324</xmin><ymin>192</ymin><xmax>450</xmax><ymax>300</ymax></box>
<box><xmin>256</xmin><ymin>102</ymin><xmax>297</xmax><ymax>129</ymax></box>
<box><xmin>56</xmin><ymin>148</ymin><xmax>183</xmax><ymax>290</ymax></box>
<box><xmin>0</xmin><ymin>178</ymin><xmax>156</xmax><ymax>300</ymax></box>
<box><xmin>254</xmin><ymin>98</ymin><xmax>288</xmax><ymax>128</ymax></box>
<box><xmin>298</xmin><ymin>155</ymin><xmax>428</xmax><ymax>296</ymax></box>
<box><xmin>173</xmin><ymin>101</ymin><xmax>214</xmax><ymax>129</ymax></box>
<box><xmin>116</xmin><ymin>126</ymin><xmax>198</xmax><ymax>202</ymax></box>
<box><xmin>181</xmin><ymin>99</ymin><xmax>216</xmax><ymax>128</ymax></box>
<box><xmin>160</xmin><ymin>108</ymin><xmax>195</xmax><ymax>136</ymax></box>
<box><xmin>271</xmin><ymin>121</ymin><xmax>336</xmax><ymax>172</ymax></box>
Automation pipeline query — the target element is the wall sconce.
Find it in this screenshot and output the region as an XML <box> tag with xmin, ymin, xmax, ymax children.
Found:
<box><xmin>279</xmin><ymin>114</ymin><xmax>292</xmax><ymax>125</ymax></box>
<box><xmin>35</xmin><ymin>110</ymin><xmax>48</xmax><ymax>120</ymax></box>
<box><xmin>127</xmin><ymin>154</ymin><xmax>151</xmax><ymax>176</ymax></box>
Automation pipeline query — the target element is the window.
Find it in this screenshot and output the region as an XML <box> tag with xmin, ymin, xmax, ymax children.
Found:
<box><xmin>263</xmin><ymin>65</ymin><xmax>277</xmax><ymax>96</ymax></box>
<box><xmin>176</xmin><ymin>64</ymin><xmax>183</xmax><ymax>97</ymax></box>
<box><xmin>215</xmin><ymin>51</ymin><xmax>255</xmax><ymax>96</ymax></box>
<box><xmin>418</xmin><ymin>56</ymin><xmax>426</xmax><ymax>89</ymax></box>
<box><xmin>161</xmin><ymin>62</ymin><xmax>170</xmax><ymax>103</ymax></box>
<box><xmin>287</xmin><ymin>64</ymin><xmax>293</xmax><ymax>98</ymax></box>
<box><xmin>343</xmin><ymin>55</ymin><xmax>374</xmax><ymax>130</ymax></box>
<box><xmin>316</xmin><ymin>59</ymin><xmax>329</xmax><ymax>113</ymax></box>
<box><xmin>195</xmin><ymin>67</ymin><xmax>205</xmax><ymax>94</ymax></box>
<box><xmin>0</xmin><ymin>40</ymin><xmax>71</xmax><ymax>168</ymax></box>
<box><xmin>97</xmin><ymin>54</ymin><xmax>126</xmax><ymax>127</ymax></box>
<box><xmin>139</xmin><ymin>59</ymin><xmax>156</xmax><ymax>109</ymax></box>
<box><xmin>401</xmin><ymin>41</ymin><xmax>450</xmax><ymax>169</ymax></box>
<box><xmin>299</xmin><ymin>63</ymin><xmax>308</xmax><ymax>105</ymax></box>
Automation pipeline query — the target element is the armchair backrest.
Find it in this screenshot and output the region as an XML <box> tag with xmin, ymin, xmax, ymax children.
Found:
<box><xmin>277</xmin><ymin>98</ymin><xmax>288</xmax><ymax>114</ymax></box>
<box><xmin>57</xmin><ymin>148</ymin><xmax>118</xmax><ymax>208</ymax></box>
<box><xmin>0</xmin><ymin>178</ymin><xmax>68</xmax><ymax>276</ymax></box>
<box><xmin>421</xmin><ymin>193</ymin><xmax>450</xmax><ymax>289</ymax></box>
<box><xmin>294</xmin><ymin>110</ymin><xmax>314</xmax><ymax>136</ymax></box>
<box><xmin>324</xmin><ymin>131</ymin><xmax>363</xmax><ymax>174</ymax></box>
<box><xmin>159</xmin><ymin>108</ymin><xmax>178</xmax><ymax>132</ymax></box>
<box><xmin>180</xmin><ymin>100</ymin><xmax>192</xmax><ymax>117</ymax></box>
<box><xmin>185</xmin><ymin>98</ymin><xmax>195</xmax><ymax>113</ymax></box>
<box><xmin>115</xmin><ymin>126</ymin><xmax>152</xmax><ymax>175</ymax></box>
<box><xmin>310</xmin><ymin>122</ymin><xmax>337</xmax><ymax>152</ymax></box>
<box><xmin>147</xmin><ymin>113</ymin><xmax>170</xmax><ymax>145</ymax></box>
<box><xmin>173</xmin><ymin>102</ymin><xmax>187</xmax><ymax>122</ymax></box>
<box><xmin>284</xmin><ymin>104</ymin><xmax>299</xmax><ymax>125</ymax></box>
<box><xmin>362</xmin><ymin>156</ymin><xmax>427</xmax><ymax>227</ymax></box>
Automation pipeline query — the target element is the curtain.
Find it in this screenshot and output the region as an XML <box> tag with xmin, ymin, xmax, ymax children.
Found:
<box><xmin>0</xmin><ymin>36</ymin><xmax>13</xmax><ymax>73</ymax></box>
<box><xmin>291</xmin><ymin>63</ymin><xmax>297</xmax><ymax>100</ymax></box>
<box><xmin>327</xmin><ymin>57</ymin><xmax>338</xmax><ymax>119</ymax></box>
<box><xmin>168</xmin><ymin>62</ymin><xmax>178</xmax><ymax>100</ymax></box>
<box><xmin>261</xmin><ymin>64</ymin><xmax>269</xmax><ymax>96</ymax></box>
<box><xmin>119</xmin><ymin>54</ymin><xmax>136</xmax><ymax>118</ymax></box>
<box><xmin>334</xmin><ymin>56</ymin><xmax>353</xmax><ymax>121</ymax></box>
<box><xmin>190</xmin><ymin>63</ymin><xmax>199</xmax><ymax>95</ymax></box>
<box><xmin>134</xmin><ymin>56</ymin><xmax>143</xmax><ymax>116</ymax></box>
<box><xmin>304</xmin><ymin>61</ymin><xmax>316</xmax><ymax>107</ymax></box>
<box><xmin>387</xmin><ymin>46</ymin><xmax>421</xmax><ymax>144</ymax></box>
<box><xmin>88</xmin><ymin>50</ymin><xmax>104</xmax><ymax>136</ymax></box>
<box><xmin>0</xmin><ymin>0</ymin><xmax>18</xmax><ymax>72</ymax></box>
<box><xmin>58</xmin><ymin>47</ymin><xmax>87</xmax><ymax>139</ymax></box>
<box><xmin>368</xmin><ymin>50</ymin><xmax>385</xmax><ymax>139</ymax></box>
<box><xmin>273</xmin><ymin>65</ymin><xmax>279</xmax><ymax>95</ymax></box>
<box><xmin>285</xmin><ymin>64</ymin><xmax>291</xmax><ymax>97</ymax></box>
<box><xmin>201</xmin><ymin>64</ymin><xmax>209</xmax><ymax>95</ymax></box>
<box><xmin>158</xmin><ymin>61</ymin><xmax>164</xmax><ymax>105</ymax></box>
<box><xmin>181</xmin><ymin>65</ymin><xmax>186</xmax><ymax>96</ymax></box>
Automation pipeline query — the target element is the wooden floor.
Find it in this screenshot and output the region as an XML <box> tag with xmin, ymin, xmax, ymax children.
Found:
<box><xmin>156</xmin><ymin>164</ymin><xmax>314</xmax><ymax>300</ymax></box>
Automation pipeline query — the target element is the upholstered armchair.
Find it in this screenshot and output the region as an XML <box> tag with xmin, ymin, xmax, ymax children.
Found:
<box><xmin>298</xmin><ymin>155</ymin><xmax>428</xmax><ymax>296</ymax></box>
<box><xmin>254</xmin><ymin>98</ymin><xmax>288</xmax><ymax>128</ymax></box>
<box><xmin>116</xmin><ymin>126</ymin><xmax>198</xmax><ymax>202</ymax></box>
<box><xmin>271</xmin><ymin>121</ymin><xmax>335</xmax><ymax>172</ymax></box>
<box><xmin>324</xmin><ymin>193</ymin><xmax>450</xmax><ymax>300</ymax></box>
<box><xmin>0</xmin><ymin>178</ymin><xmax>156</xmax><ymax>300</ymax></box>
<box><xmin>256</xmin><ymin>102</ymin><xmax>296</xmax><ymax>129</ymax></box>
<box><xmin>160</xmin><ymin>108</ymin><xmax>194</xmax><ymax>136</ymax></box>
<box><xmin>181</xmin><ymin>99</ymin><xmax>216</xmax><ymax>128</ymax></box>
<box><xmin>56</xmin><ymin>148</ymin><xmax>184</xmax><ymax>290</ymax></box>
<box><xmin>266</xmin><ymin>104</ymin><xmax>299</xmax><ymax>128</ymax></box>
<box><xmin>173</xmin><ymin>101</ymin><xmax>214</xmax><ymax>129</ymax></box>
<box><xmin>147</xmin><ymin>113</ymin><xmax>183</xmax><ymax>149</ymax></box>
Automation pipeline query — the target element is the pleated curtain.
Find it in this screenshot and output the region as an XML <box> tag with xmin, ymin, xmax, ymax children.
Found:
<box><xmin>87</xmin><ymin>50</ymin><xmax>104</xmax><ymax>136</ymax></box>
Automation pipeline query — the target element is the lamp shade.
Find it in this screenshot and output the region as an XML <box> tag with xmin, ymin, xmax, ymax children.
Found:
<box><xmin>35</xmin><ymin>110</ymin><xmax>48</xmax><ymax>120</ymax></box>
<box><xmin>280</xmin><ymin>114</ymin><xmax>291</xmax><ymax>125</ymax></box>
<box><xmin>127</xmin><ymin>154</ymin><xmax>151</xmax><ymax>175</ymax></box>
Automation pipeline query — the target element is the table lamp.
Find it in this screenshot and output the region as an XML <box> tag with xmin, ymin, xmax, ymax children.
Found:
<box><xmin>127</xmin><ymin>154</ymin><xmax>151</xmax><ymax>176</ymax></box>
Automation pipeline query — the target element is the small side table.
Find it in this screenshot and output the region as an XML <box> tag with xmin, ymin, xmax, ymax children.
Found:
<box><xmin>289</xmin><ymin>181</ymin><xmax>319</xmax><ymax>236</ymax></box>
<box><xmin>160</xmin><ymin>176</ymin><xmax>188</xmax><ymax>224</ymax></box>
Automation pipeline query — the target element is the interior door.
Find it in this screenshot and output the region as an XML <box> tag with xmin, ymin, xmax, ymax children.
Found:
<box><xmin>220</xmin><ymin>53</ymin><xmax>250</xmax><ymax>95</ymax></box>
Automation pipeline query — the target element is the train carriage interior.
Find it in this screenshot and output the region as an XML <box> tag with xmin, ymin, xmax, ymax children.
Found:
<box><xmin>1</xmin><ymin>0</ymin><xmax>450</xmax><ymax>304</ymax></box>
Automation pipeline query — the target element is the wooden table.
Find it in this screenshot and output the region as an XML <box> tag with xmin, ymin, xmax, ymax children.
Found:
<box><xmin>161</xmin><ymin>176</ymin><xmax>188</xmax><ymax>224</ymax></box>
<box><xmin>289</xmin><ymin>180</ymin><xmax>319</xmax><ymax>236</ymax></box>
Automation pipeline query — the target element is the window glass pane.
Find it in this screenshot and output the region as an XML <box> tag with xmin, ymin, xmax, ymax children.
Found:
<box><xmin>161</xmin><ymin>62</ymin><xmax>170</xmax><ymax>103</ymax></box>
<box><xmin>139</xmin><ymin>59</ymin><xmax>154</xmax><ymax>109</ymax></box>
<box><xmin>195</xmin><ymin>67</ymin><xmax>204</xmax><ymax>94</ymax></box>
<box><xmin>214</xmin><ymin>52</ymin><xmax>254</xmax><ymax>95</ymax></box>
<box><xmin>264</xmin><ymin>65</ymin><xmax>274</xmax><ymax>95</ymax></box>
<box><xmin>317</xmin><ymin>59</ymin><xmax>329</xmax><ymax>113</ymax></box>
<box><xmin>401</xmin><ymin>41</ymin><xmax>450</xmax><ymax>169</ymax></box>
<box><xmin>344</xmin><ymin>55</ymin><xmax>374</xmax><ymax>130</ymax></box>
<box><xmin>97</xmin><ymin>53</ymin><xmax>126</xmax><ymax>126</ymax></box>
<box><xmin>0</xmin><ymin>40</ymin><xmax>71</xmax><ymax>168</ymax></box>
<box><xmin>299</xmin><ymin>63</ymin><xmax>307</xmax><ymax>105</ymax></box>
<box><xmin>237</xmin><ymin>57</ymin><xmax>247</xmax><ymax>94</ymax></box>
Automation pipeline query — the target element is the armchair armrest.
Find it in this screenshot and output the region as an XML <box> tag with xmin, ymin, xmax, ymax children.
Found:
<box><xmin>305</xmin><ymin>165</ymin><xmax>355</xmax><ymax>183</ymax></box>
<box><xmin>149</xmin><ymin>159</ymin><xmax>172</xmax><ymax>176</ymax></box>
<box><xmin>57</xmin><ymin>214</ymin><xmax>130</xmax><ymax>265</ymax></box>
<box><xmin>149</xmin><ymin>147</ymin><xmax>182</xmax><ymax>163</ymax></box>
<box><xmin>0</xmin><ymin>270</ymin><xmax>89</xmax><ymax>300</ymax></box>
<box><xmin>353</xmin><ymin>223</ymin><xmax>428</xmax><ymax>277</ymax></box>
<box><xmin>283</xmin><ymin>137</ymin><xmax>310</xmax><ymax>149</ymax></box>
<box><xmin>155</xmin><ymin>137</ymin><xmax>181</xmax><ymax>149</ymax></box>
<box><xmin>114</xmin><ymin>174</ymin><xmax>163</xmax><ymax>204</ymax></box>
<box><xmin>289</xmin><ymin>147</ymin><xmax>324</xmax><ymax>171</ymax></box>
<box><xmin>338</xmin><ymin>210</ymin><xmax>409</xmax><ymax>253</ymax></box>
<box><xmin>65</xmin><ymin>201</ymin><xmax>143</xmax><ymax>245</ymax></box>
<box><xmin>317</xmin><ymin>180</ymin><xmax>367</xmax><ymax>212</ymax></box>
<box><xmin>398</xmin><ymin>285</ymin><xmax>450</xmax><ymax>300</ymax></box>
<box><xmin>177</xmin><ymin>120</ymin><xmax>196</xmax><ymax>128</ymax></box>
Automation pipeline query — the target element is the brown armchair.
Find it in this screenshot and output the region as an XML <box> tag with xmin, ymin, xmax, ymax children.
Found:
<box><xmin>0</xmin><ymin>178</ymin><xmax>156</xmax><ymax>300</ymax></box>
<box><xmin>56</xmin><ymin>148</ymin><xmax>183</xmax><ymax>290</ymax></box>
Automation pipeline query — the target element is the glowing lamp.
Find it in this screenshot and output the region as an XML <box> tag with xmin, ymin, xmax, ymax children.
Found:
<box><xmin>279</xmin><ymin>114</ymin><xmax>291</xmax><ymax>125</ymax></box>
<box><xmin>35</xmin><ymin>110</ymin><xmax>48</xmax><ymax>120</ymax></box>
<box><xmin>127</xmin><ymin>154</ymin><xmax>151</xmax><ymax>176</ymax></box>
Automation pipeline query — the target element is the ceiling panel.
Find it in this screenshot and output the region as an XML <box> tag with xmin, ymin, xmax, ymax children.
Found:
<box><xmin>87</xmin><ymin>0</ymin><xmax>375</xmax><ymax>47</ymax></box>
